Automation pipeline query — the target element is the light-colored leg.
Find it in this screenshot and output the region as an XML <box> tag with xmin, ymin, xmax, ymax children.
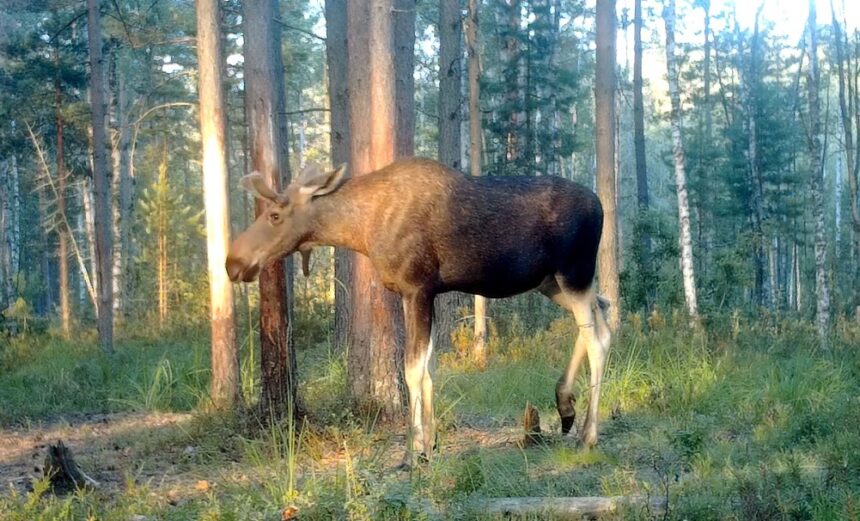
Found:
<box><xmin>581</xmin><ymin>294</ymin><xmax>611</xmax><ymax>446</ymax></box>
<box><xmin>541</xmin><ymin>278</ymin><xmax>611</xmax><ymax>446</ymax></box>
<box><xmin>404</xmin><ymin>354</ymin><xmax>426</xmax><ymax>455</ymax></box>
<box><xmin>420</xmin><ymin>326</ymin><xmax>436</xmax><ymax>456</ymax></box>
<box><xmin>403</xmin><ymin>294</ymin><xmax>435</xmax><ymax>462</ymax></box>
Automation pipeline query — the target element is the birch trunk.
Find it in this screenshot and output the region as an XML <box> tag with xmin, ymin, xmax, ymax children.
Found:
<box><xmin>467</xmin><ymin>0</ymin><xmax>488</xmax><ymax>367</ymax></box>
<box><xmin>832</xmin><ymin>4</ymin><xmax>860</xmax><ymax>307</ymax></box>
<box><xmin>806</xmin><ymin>0</ymin><xmax>831</xmax><ymax>346</ymax></box>
<box><xmin>81</xmin><ymin>178</ymin><xmax>98</xmax><ymax>303</ymax></box>
<box><xmin>663</xmin><ymin>0</ymin><xmax>699</xmax><ymax>319</ymax></box>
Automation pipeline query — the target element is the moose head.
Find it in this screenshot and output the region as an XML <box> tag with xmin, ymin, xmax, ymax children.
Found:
<box><xmin>225</xmin><ymin>164</ymin><xmax>347</xmax><ymax>283</ymax></box>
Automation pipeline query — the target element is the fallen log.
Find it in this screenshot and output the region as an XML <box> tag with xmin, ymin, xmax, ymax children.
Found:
<box><xmin>469</xmin><ymin>495</ymin><xmax>667</xmax><ymax>518</ymax></box>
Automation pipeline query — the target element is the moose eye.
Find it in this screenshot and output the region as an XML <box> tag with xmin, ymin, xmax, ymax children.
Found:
<box><xmin>269</xmin><ymin>212</ymin><xmax>281</xmax><ymax>224</ymax></box>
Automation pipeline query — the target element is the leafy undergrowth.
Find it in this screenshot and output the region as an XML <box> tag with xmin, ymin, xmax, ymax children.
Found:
<box><xmin>0</xmin><ymin>315</ymin><xmax>859</xmax><ymax>520</ymax></box>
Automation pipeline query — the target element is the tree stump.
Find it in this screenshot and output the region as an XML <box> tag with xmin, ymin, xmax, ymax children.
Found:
<box><xmin>523</xmin><ymin>402</ymin><xmax>544</xmax><ymax>446</ymax></box>
<box><xmin>44</xmin><ymin>440</ymin><xmax>99</xmax><ymax>493</ymax></box>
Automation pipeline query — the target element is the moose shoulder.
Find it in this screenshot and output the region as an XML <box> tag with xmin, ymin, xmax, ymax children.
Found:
<box><xmin>226</xmin><ymin>157</ymin><xmax>611</xmax><ymax>463</ymax></box>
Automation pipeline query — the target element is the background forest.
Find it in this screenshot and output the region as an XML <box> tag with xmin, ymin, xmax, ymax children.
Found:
<box><xmin>1</xmin><ymin>0</ymin><xmax>859</xmax><ymax>518</ymax></box>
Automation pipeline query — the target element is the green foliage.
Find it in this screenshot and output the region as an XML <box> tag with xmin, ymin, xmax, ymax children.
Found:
<box><xmin>1</xmin><ymin>320</ymin><xmax>859</xmax><ymax>518</ymax></box>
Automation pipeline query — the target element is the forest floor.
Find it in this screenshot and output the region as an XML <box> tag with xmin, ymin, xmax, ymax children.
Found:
<box><xmin>0</xmin><ymin>314</ymin><xmax>859</xmax><ymax>520</ymax></box>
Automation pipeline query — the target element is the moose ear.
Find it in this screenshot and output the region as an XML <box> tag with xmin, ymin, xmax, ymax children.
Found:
<box><xmin>239</xmin><ymin>172</ymin><xmax>280</xmax><ymax>202</ymax></box>
<box><xmin>298</xmin><ymin>163</ymin><xmax>348</xmax><ymax>198</ymax></box>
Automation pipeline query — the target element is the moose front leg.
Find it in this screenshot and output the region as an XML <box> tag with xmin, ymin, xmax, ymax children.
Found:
<box><xmin>402</xmin><ymin>292</ymin><xmax>435</xmax><ymax>465</ymax></box>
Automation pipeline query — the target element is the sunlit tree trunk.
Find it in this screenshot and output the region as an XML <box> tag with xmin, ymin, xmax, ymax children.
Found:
<box><xmin>244</xmin><ymin>0</ymin><xmax>299</xmax><ymax>419</ymax></box>
<box><xmin>81</xmin><ymin>177</ymin><xmax>98</xmax><ymax>305</ymax></box>
<box><xmin>806</xmin><ymin>0</ymin><xmax>830</xmax><ymax>346</ymax></box>
<box><xmin>109</xmin><ymin>50</ymin><xmax>132</xmax><ymax>320</ymax></box>
<box><xmin>156</xmin><ymin>153</ymin><xmax>168</xmax><ymax>328</ymax></box>
<box><xmin>347</xmin><ymin>0</ymin><xmax>409</xmax><ymax>416</ymax></box>
<box><xmin>663</xmin><ymin>0</ymin><xmax>699</xmax><ymax>319</ymax></box>
<box><xmin>196</xmin><ymin>0</ymin><xmax>240</xmax><ymax>409</ymax></box>
<box><xmin>88</xmin><ymin>0</ymin><xmax>114</xmax><ymax>352</ymax></box>
<box><xmin>596</xmin><ymin>0</ymin><xmax>619</xmax><ymax>330</ymax></box>
<box><xmin>466</xmin><ymin>0</ymin><xmax>488</xmax><ymax>367</ymax></box>
<box><xmin>435</xmin><ymin>0</ymin><xmax>467</xmax><ymax>352</ymax></box>
<box><xmin>55</xmin><ymin>49</ymin><xmax>70</xmax><ymax>338</ymax></box>
<box><xmin>325</xmin><ymin>0</ymin><xmax>353</xmax><ymax>354</ymax></box>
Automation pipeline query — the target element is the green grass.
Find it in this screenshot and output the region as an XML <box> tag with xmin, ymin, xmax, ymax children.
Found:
<box><xmin>1</xmin><ymin>315</ymin><xmax>859</xmax><ymax>520</ymax></box>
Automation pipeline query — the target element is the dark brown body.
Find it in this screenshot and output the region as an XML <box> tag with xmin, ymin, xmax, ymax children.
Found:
<box><xmin>308</xmin><ymin>158</ymin><xmax>603</xmax><ymax>300</ymax></box>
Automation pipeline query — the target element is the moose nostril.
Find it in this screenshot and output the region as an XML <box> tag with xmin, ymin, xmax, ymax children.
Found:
<box><xmin>225</xmin><ymin>256</ymin><xmax>245</xmax><ymax>282</ymax></box>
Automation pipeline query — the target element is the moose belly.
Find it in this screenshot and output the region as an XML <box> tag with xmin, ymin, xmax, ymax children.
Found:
<box><xmin>438</xmin><ymin>252</ymin><xmax>550</xmax><ymax>298</ymax></box>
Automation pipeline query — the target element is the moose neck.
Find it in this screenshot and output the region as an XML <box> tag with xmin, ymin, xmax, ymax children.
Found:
<box><xmin>305</xmin><ymin>179</ymin><xmax>373</xmax><ymax>256</ymax></box>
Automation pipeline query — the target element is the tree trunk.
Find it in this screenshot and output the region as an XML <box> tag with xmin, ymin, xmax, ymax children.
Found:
<box><xmin>806</xmin><ymin>0</ymin><xmax>831</xmax><ymax>346</ymax></box>
<box><xmin>633</xmin><ymin>0</ymin><xmax>652</xmax><ymax>307</ymax></box>
<box><xmin>325</xmin><ymin>0</ymin><xmax>353</xmax><ymax>354</ymax></box>
<box><xmin>244</xmin><ymin>0</ymin><xmax>299</xmax><ymax>419</ymax></box>
<box><xmin>832</xmin><ymin>4</ymin><xmax>860</xmax><ymax>308</ymax></box>
<box><xmin>740</xmin><ymin>6</ymin><xmax>767</xmax><ymax>308</ymax></box>
<box><xmin>197</xmin><ymin>0</ymin><xmax>240</xmax><ymax>409</ymax></box>
<box><xmin>157</xmin><ymin>153</ymin><xmax>168</xmax><ymax>328</ymax></box>
<box><xmin>664</xmin><ymin>0</ymin><xmax>699</xmax><ymax>319</ymax></box>
<box><xmin>436</xmin><ymin>0</ymin><xmax>467</xmax><ymax>352</ymax></box>
<box><xmin>395</xmin><ymin>0</ymin><xmax>416</xmax><ymax>155</ymax></box>
<box><xmin>466</xmin><ymin>0</ymin><xmax>488</xmax><ymax>367</ymax></box>
<box><xmin>109</xmin><ymin>50</ymin><xmax>132</xmax><ymax>319</ymax></box>
<box><xmin>55</xmin><ymin>50</ymin><xmax>71</xmax><ymax>338</ymax></box>
<box><xmin>596</xmin><ymin>0</ymin><xmax>619</xmax><ymax>330</ymax></box>
<box><xmin>81</xmin><ymin>177</ymin><xmax>98</xmax><ymax>307</ymax></box>
<box><xmin>1</xmin><ymin>156</ymin><xmax>20</xmax><ymax>308</ymax></box>
<box><xmin>87</xmin><ymin>0</ymin><xmax>114</xmax><ymax>351</ymax></box>
<box><xmin>346</xmin><ymin>0</ymin><xmax>408</xmax><ymax>418</ymax></box>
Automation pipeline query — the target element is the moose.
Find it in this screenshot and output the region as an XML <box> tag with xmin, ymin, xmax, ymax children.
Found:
<box><xmin>226</xmin><ymin>158</ymin><xmax>611</xmax><ymax>462</ymax></box>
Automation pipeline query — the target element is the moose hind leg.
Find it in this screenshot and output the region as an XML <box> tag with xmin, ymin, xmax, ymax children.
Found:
<box><xmin>581</xmin><ymin>295</ymin><xmax>611</xmax><ymax>446</ymax></box>
<box><xmin>539</xmin><ymin>277</ymin><xmax>588</xmax><ymax>435</ymax></box>
<box><xmin>403</xmin><ymin>293</ymin><xmax>435</xmax><ymax>463</ymax></box>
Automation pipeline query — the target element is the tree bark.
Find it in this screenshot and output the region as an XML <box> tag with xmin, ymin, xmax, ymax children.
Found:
<box><xmin>87</xmin><ymin>0</ymin><xmax>114</xmax><ymax>352</ymax></box>
<box><xmin>196</xmin><ymin>0</ymin><xmax>240</xmax><ymax>409</ymax></box>
<box><xmin>664</xmin><ymin>0</ymin><xmax>699</xmax><ymax>319</ymax></box>
<box><xmin>739</xmin><ymin>5</ymin><xmax>767</xmax><ymax>308</ymax></box>
<box><xmin>466</xmin><ymin>0</ymin><xmax>488</xmax><ymax>367</ymax></box>
<box><xmin>1</xmin><ymin>156</ymin><xmax>20</xmax><ymax>308</ymax></box>
<box><xmin>346</xmin><ymin>0</ymin><xmax>408</xmax><ymax>418</ymax></box>
<box><xmin>395</xmin><ymin>0</ymin><xmax>416</xmax><ymax>155</ymax></box>
<box><xmin>596</xmin><ymin>0</ymin><xmax>620</xmax><ymax>330</ymax></box>
<box><xmin>325</xmin><ymin>0</ymin><xmax>353</xmax><ymax>354</ymax></box>
<box><xmin>633</xmin><ymin>0</ymin><xmax>652</xmax><ymax>307</ymax></box>
<box><xmin>244</xmin><ymin>0</ymin><xmax>299</xmax><ymax>419</ymax></box>
<box><xmin>81</xmin><ymin>176</ymin><xmax>98</xmax><ymax>307</ymax></box>
<box><xmin>55</xmin><ymin>49</ymin><xmax>71</xmax><ymax>338</ymax></box>
<box><xmin>806</xmin><ymin>0</ymin><xmax>831</xmax><ymax>346</ymax></box>
<box><xmin>831</xmin><ymin>3</ymin><xmax>860</xmax><ymax>308</ymax></box>
<box><xmin>436</xmin><ymin>0</ymin><xmax>467</xmax><ymax>352</ymax></box>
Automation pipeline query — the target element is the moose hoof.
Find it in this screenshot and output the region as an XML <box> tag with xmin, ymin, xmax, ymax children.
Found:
<box><xmin>560</xmin><ymin>415</ymin><xmax>576</xmax><ymax>435</ymax></box>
